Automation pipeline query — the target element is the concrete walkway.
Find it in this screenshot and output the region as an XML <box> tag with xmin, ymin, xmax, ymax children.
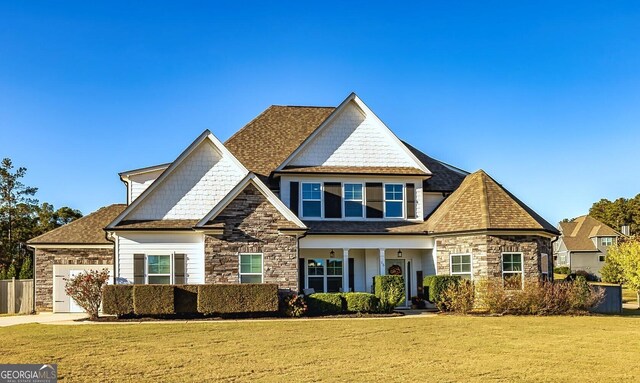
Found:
<box><xmin>0</xmin><ymin>313</ymin><xmax>87</xmax><ymax>327</ymax></box>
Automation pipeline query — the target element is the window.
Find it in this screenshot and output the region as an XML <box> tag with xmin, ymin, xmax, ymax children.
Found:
<box><xmin>384</xmin><ymin>184</ymin><xmax>403</xmax><ymax>218</ymax></box>
<box><xmin>601</xmin><ymin>237</ymin><xmax>613</xmax><ymax>246</ymax></box>
<box><xmin>599</xmin><ymin>255</ymin><xmax>606</xmax><ymax>262</ymax></box>
<box><xmin>147</xmin><ymin>255</ymin><xmax>171</xmax><ymax>284</ymax></box>
<box><xmin>344</xmin><ymin>183</ymin><xmax>363</xmax><ymax>218</ymax></box>
<box><xmin>307</xmin><ymin>258</ymin><xmax>343</xmax><ymax>293</ymax></box>
<box><xmin>502</xmin><ymin>253</ymin><xmax>523</xmax><ymax>289</ymax></box>
<box><xmin>302</xmin><ymin>183</ymin><xmax>322</xmax><ymax>218</ymax></box>
<box><xmin>450</xmin><ymin>254</ymin><xmax>472</xmax><ymax>279</ymax></box>
<box><xmin>240</xmin><ymin>253</ymin><xmax>263</xmax><ymax>283</ymax></box>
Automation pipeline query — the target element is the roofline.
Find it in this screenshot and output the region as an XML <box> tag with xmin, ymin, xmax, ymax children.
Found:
<box><xmin>118</xmin><ymin>163</ymin><xmax>171</xmax><ymax>178</ymax></box>
<box><xmin>106</xmin><ymin>227</ymin><xmax>196</xmax><ymax>232</ymax></box>
<box><xmin>274</xmin><ymin>170</ymin><xmax>429</xmax><ymax>177</ymax></box>
<box><xmin>27</xmin><ymin>243</ymin><xmax>114</xmax><ymax>248</ymax></box>
<box><xmin>427</xmin><ymin>228</ymin><xmax>560</xmax><ymax>238</ymax></box>
<box><xmin>304</xmin><ymin>231</ymin><xmax>428</xmax><ymax>236</ymax></box>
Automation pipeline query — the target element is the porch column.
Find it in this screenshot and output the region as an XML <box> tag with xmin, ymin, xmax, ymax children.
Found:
<box><xmin>343</xmin><ymin>248</ymin><xmax>350</xmax><ymax>293</ymax></box>
<box><xmin>379</xmin><ymin>248</ymin><xmax>386</xmax><ymax>275</ymax></box>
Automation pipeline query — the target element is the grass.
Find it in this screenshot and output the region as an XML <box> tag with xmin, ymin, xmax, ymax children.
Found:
<box><xmin>2</xmin><ymin>316</ymin><xmax>640</xmax><ymax>382</ymax></box>
<box><xmin>622</xmin><ymin>287</ymin><xmax>638</xmax><ymax>306</ymax></box>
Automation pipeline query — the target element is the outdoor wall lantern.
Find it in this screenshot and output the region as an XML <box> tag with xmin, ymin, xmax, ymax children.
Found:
<box><xmin>397</xmin><ymin>249</ymin><xmax>403</xmax><ymax>258</ymax></box>
<box><xmin>329</xmin><ymin>250</ymin><xmax>335</xmax><ymax>258</ymax></box>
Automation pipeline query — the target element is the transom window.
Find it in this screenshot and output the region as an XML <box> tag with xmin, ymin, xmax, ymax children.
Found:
<box><xmin>601</xmin><ymin>237</ymin><xmax>613</xmax><ymax>246</ymax></box>
<box><xmin>502</xmin><ymin>253</ymin><xmax>523</xmax><ymax>290</ymax></box>
<box><xmin>147</xmin><ymin>255</ymin><xmax>171</xmax><ymax>284</ymax></box>
<box><xmin>301</xmin><ymin>183</ymin><xmax>322</xmax><ymax>218</ymax></box>
<box><xmin>450</xmin><ymin>254</ymin><xmax>472</xmax><ymax>279</ymax></box>
<box><xmin>344</xmin><ymin>183</ymin><xmax>363</xmax><ymax>218</ymax></box>
<box><xmin>307</xmin><ymin>258</ymin><xmax>343</xmax><ymax>293</ymax></box>
<box><xmin>384</xmin><ymin>184</ymin><xmax>403</xmax><ymax>218</ymax></box>
<box><xmin>240</xmin><ymin>253</ymin><xmax>263</xmax><ymax>283</ymax></box>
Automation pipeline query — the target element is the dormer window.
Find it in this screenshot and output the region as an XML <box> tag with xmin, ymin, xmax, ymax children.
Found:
<box><xmin>384</xmin><ymin>184</ymin><xmax>404</xmax><ymax>218</ymax></box>
<box><xmin>344</xmin><ymin>183</ymin><xmax>363</xmax><ymax>218</ymax></box>
<box><xmin>302</xmin><ymin>183</ymin><xmax>322</xmax><ymax>218</ymax></box>
<box><xmin>601</xmin><ymin>237</ymin><xmax>613</xmax><ymax>246</ymax></box>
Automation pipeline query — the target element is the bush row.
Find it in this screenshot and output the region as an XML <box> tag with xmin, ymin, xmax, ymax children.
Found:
<box><xmin>423</xmin><ymin>275</ymin><xmax>461</xmax><ymax>304</ymax></box>
<box><xmin>102</xmin><ymin>284</ymin><xmax>279</xmax><ymax>317</ymax></box>
<box><xmin>306</xmin><ymin>292</ymin><xmax>379</xmax><ymax>316</ymax></box>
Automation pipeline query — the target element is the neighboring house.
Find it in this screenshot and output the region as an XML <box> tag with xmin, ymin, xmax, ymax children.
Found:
<box><xmin>554</xmin><ymin>215</ymin><xmax>622</xmax><ymax>277</ymax></box>
<box><xmin>28</xmin><ymin>93</ymin><xmax>559</xmax><ymax>312</ymax></box>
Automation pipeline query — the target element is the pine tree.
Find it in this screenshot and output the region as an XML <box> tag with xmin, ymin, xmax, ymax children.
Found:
<box><xmin>18</xmin><ymin>255</ymin><xmax>32</xmax><ymax>279</ymax></box>
<box><xmin>6</xmin><ymin>263</ymin><xmax>17</xmax><ymax>279</ymax></box>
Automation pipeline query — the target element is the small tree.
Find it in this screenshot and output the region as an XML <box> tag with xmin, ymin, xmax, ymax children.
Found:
<box><xmin>608</xmin><ymin>240</ymin><xmax>640</xmax><ymax>308</ymax></box>
<box><xmin>6</xmin><ymin>262</ymin><xmax>17</xmax><ymax>279</ymax></box>
<box><xmin>64</xmin><ymin>269</ymin><xmax>110</xmax><ymax>320</ymax></box>
<box><xmin>601</xmin><ymin>251</ymin><xmax>624</xmax><ymax>284</ymax></box>
<box><xmin>18</xmin><ymin>255</ymin><xmax>32</xmax><ymax>279</ymax></box>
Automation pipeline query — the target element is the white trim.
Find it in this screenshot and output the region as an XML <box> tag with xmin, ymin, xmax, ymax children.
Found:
<box><xmin>301</xmin><ymin>181</ymin><xmax>323</xmax><ymax>219</ymax></box>
<box><xmin>501</xmin><ymin>252</ymin><xmax>524</xmax><ymax>289</ymax></box>
<box><xmin>239</xmin><ymin>253</ymin><xmax>264</xmax><ymax>283</ymax></box>
<box><xmin>119</xmin><ymin>163</ymin><xmax>171</xmax><ymax>178</ymax></box>
<box><xmin>383</xmin><ymin>183</ymin><xmax>405</xmax><ymax>219</ymax></box>
<box><xmin>275</xmin><ymin>93</ymin><xmax>431</xmax><ymax>175</ymax></box>
<box><xmin>449</xmin><ymin>253</ymin><xmax>473</xmax><ymax>279</ymax></box>
<box><xmin>343</xmin><ymin>182</ymin><xmax>364</xmax><ymax>219</ymax></box>
<box><xmin>145</xmin><ymin>253</ymin><xmax>173</xmax><ymax>284</ymax></box>
<box><xmin>195</xmin><ymin>173</ymin><xmax>306</xmax><ymax>229</ymax></box>
<box><xmin>107</xmin><ymin>130</ymin><xmax>249</xmax><ymax>229</ymax></box>
<box><xmin>28</xmin><ymin>244</ymin><xmax>113</xmax><ymax>249</ymax></box>
<box><xmin>305</xmin><ymin>257</ymin><xmax>344</xmax><ymax>293</ymax></box>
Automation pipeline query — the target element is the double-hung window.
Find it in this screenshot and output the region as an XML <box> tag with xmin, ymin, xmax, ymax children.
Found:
<box><xmin>240</xmin><ymin>253</ymin><xmax>263</xmax><ymax>283</ymax></box>
<box><xmin>302</xmin><ymin>183</ymin><xmax>322</xmax><ymax>218</ymax></box>
<box><xmin>384</xmin><ymin>184</ymin><xmax>403</xmax><ymax>218</ymax></box>
<box><xmin>601</xmin><ymin>237</ymin><xmax>613</xmax><ymax>246</ymax></box>
<box><xmin>307</xmin><ymin>258</ymin><xmax>343</xmax><ymax>293</ymax></box>
<box><xmin>502</xmin><ymin>253</ymin><xmax>523</xmax><ymax>289</ymax></box>
<box><xmin>450</xmin><ymin>254</ymin><xmax>472</xmax><ymax>279</ymax></box>
<box><xmin>147</xmin><ymin>255</ymin><xmax>171</xmax><ymax>284</ymax></box>
<box><xmin>344</xmin><ymin>183</ymin><xmax>363</xmax><ymax>218</ymax></box>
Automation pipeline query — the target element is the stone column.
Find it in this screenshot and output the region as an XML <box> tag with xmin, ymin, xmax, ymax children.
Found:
<box><xmin>379</xmin><ymin>248</ymin><xmax>386</xmax><ymax>276</ymax></box>
<box><xmin>342</xmin><ymin>248</ymin><xmax>350</xmax><ymax>293</ymax></box>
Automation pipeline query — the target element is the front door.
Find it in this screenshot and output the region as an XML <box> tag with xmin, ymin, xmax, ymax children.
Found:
<box><xmin>385</xmin><ymin>259</ymin><xmax>409</xmax><ymax>306</ymax></box>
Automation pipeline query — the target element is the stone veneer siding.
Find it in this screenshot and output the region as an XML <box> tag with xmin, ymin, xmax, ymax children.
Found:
<box><xmin>204</xmin><ymin>184</ymin><xmax>298</xmax><ymax>291</ymax></box>
<box><xmin>35</xmin><ymin>247</ymin><xmax>113</xmax><ymax>311</ymax></box>
<box><xmin>435</xmin><ymin>234</ymin><xmax>552</xmax><ymax>285</ymax></box>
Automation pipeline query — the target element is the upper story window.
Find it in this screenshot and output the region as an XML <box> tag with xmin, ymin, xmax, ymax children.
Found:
<box><xmin>344</xmin><ymin>183</ymin><xmax>363</xmax><ymax>218</ymax></box>
<box><xmin>601</xmin><ymin>237</ymin><xmax>614</xmax><ymax>246</ymax></box>
<box><xmin>384</xmin><ymin>184</ymin><xmax>403</xmax><ymax>218</ymax></box>
<box><xmin>302</xmin><ymin>183</ymin><xmax>322</xmax><ymax>218</ymax></box>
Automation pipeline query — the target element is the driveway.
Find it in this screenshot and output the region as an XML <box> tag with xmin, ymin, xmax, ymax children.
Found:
<box><xmin>0</xmin><ymin>313</ymin><xmax>86</xmax><ymax>327</ymax></box>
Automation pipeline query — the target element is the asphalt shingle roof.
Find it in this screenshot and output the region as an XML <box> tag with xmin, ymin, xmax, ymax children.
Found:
<box><xmin>403</xmin><ymin>142</ymin><xmax>468</xmax><ymax>192</ymax></box>
<box><xmin>559</xmin><ymin>215</ymin><xmax>621</xmax><ymax>251</ymax></box>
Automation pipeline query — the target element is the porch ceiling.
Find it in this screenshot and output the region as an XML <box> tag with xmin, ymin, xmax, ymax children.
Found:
<box><xmin>299</xmin><ymin>234</ymin><xmax>434</xmax><ymax>249</ymax></box>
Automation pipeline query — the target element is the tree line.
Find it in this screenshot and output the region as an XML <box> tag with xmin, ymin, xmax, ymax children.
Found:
<box><xmin>588</xmin><ymin>195</ymin><xmax>640</xmax><ymax>235</ymax></box>
<box><xmin>0</xmin><ymin>158</ymin><xmax>83</xmax><ymax>279</ymax></box>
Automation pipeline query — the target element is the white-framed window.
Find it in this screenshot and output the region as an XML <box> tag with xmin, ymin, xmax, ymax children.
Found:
<box><xmin>239</xmin><ymin>253</ymin><xmax>263</xmax><ymax>283</ymax></box>
<box><xmin>502</xmin><ymin>252</ymin><xmax>523</xmax><ymax>290</ymax></box>
<box><xmin>450</xmin><ymin>254</ymin><xmax>472</xmax><ymax>279</ymax></box>
<box><xmin>599</xmin><ymin>255</ymin><xmax>606</xmax><ymax>262</ymax></box>
<box><xmin>147</xmin><ymin>254</ymin><xmax>172</xmax><ymax>284</ymax></box>
<box><xmin>384</xmin><ymin>184</ymin><xmax>404</xmax><ymax>218</ymax></box>
<box><xmin>301</xmin><ymin>183</ymin><xmax>322</xmax><ymax>218</ymax></box>
<box><xmin>601</xmin><ymin>237</ymin><xmax>614</xmax><ymax>246</ymax></box>
<box><xmin>307</xmin><ymin>258</ymin><xmax>343</xmax><ymax>293</ymax></box>
<box><xmin>343</xmin><ymin>183</ymin><xmax>364</xmax><ymax>218</ymax></box>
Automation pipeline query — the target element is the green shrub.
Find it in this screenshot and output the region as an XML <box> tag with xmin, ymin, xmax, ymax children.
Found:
<box><xmin>342</xmin><ymin>292</ymin><xmax>378</xmax><ymax>313</ymax></box>
<box><xmin>554</xmin><ymin>266</ymin><xmax>571</xmax><ymax>275</ymax></box>
<box><xmin>306</xmin><ymin>293</ymin><xmax>344</xmax><ymax>315</ymax></box>
<box><xmin>423</xmin><ymin>275</ymin><xmax>461</xmax><ymax>303</ymax></box>
<box><xmin>133</xmin><ymin>285</ymin><xmax>175</xmax><ymax>315</ymax></box>
<box><xmin>102</xmin><ymin>285</ymin><xmax>134</xmax><ymax>317</ymax></box>
<box><xmin>374</xmin><ymin>275</ymin><xmax>405</xmax><ymax>313</ymax></box>
<box><xmin>440</xmin><ymin>279</ymin><xmax>475</xmax><ymax>314</ymax></box>
<box><xmin>197</xmin><ymin>284</ymin><xmax>279</xmax><ymax>315</ymax></box>
<box><xmin>174</xmin><ymin>285</ymin><xmax>199</xmax><ymax>314</ymax></box>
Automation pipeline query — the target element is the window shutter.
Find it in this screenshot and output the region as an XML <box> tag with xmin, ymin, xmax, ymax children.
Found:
<box><xmin>298</xmin><ymin>258</ymin><xmax>305</xmax><ymax>292</ymax></box>
<box><xmin>406</xmin><ymin>183</ymin><xmax>416</xmax><ymax>219</ymax></box>
<box><xmin>349</xmin><ymin>258</ymin><xmax>354</xmax><ymax>293</ymax></box>
<box><xmin>290</xmin><ymin>182</ymin><xmax>299</xmax><ymax>215</ymax></box>
<box><xmin>365</xmin><ymin>183</ymin><xmax>383</xmax><ymax>218</ymax></box>
<box><xmin>133</xmin><ymin>254</ymin><xmax>145</xmax><ymax>284</ymax></box>
<box><xmin>174</xmin><ymin>254</ymin><xmax>186</xmax><ymax>284</ymax></box>
<box><xmin>324</xmin><ymin>182</ymin><xmax>342</xmax><ymax>218</ymax></box>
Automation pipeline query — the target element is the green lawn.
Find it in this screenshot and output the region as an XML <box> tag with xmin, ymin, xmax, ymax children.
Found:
<box><xmin>2</xmin><ymin>315</ymin><xmax>640</xmax><ymax>382</ymax></box>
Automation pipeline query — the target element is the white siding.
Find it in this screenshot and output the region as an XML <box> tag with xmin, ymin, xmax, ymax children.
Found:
<box><xmin>423</xmin><ymin>192</ymin><xmax>445</xmax><ymax>218</ymax></box>
<box><xmin>289</xmin><ymin>101</ymin><xmax>419</xmax><ymax>168</ymax></box>
<box><xmin>117</xmin><ymin>232</ymin><xmax>205</xmax><ymax>284</ymax></box>
<box><xmin>128</xmin><ymin>141</ymin><xmax>246</xmax><ymax>220</ymax></box>
<box><xmin>129</xmin><ymin>169</ymin><xmax>165</xmax><ymax>202</ymax></box>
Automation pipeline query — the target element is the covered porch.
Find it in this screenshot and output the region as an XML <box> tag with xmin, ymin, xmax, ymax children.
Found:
<box><xmin>298</xmin><ymin>235</ymin><xmax>435</xmax><ymax>301</ymax></box>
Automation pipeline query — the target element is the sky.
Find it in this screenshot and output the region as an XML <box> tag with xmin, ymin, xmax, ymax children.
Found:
<box><xmin>1</xmin><ymin>1</ymin><xmax>639</xmax><ymax>225</ymax></box>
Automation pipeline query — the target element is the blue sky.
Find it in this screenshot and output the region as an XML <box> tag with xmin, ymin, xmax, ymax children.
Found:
<box><xmin>1</xmin><ymin>1</ymin><xmax>639</xmax><ymax>225</ymax></box>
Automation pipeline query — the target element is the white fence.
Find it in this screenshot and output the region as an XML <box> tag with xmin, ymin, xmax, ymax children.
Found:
<box><xmin>0</xmin><ymin>278</ymin><xmax>34</xmax><ymax>314</ymax></box>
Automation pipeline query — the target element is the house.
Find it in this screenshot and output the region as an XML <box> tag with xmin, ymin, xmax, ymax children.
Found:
<box><xmin>554</xmin><ymin>215</ymin><xmax>622</xmax><ymax>277</ymax></box>
<box><xmin>28</xmin><ymin>93</ymin><xmax>559</xmax><ymax>312</ymax></box>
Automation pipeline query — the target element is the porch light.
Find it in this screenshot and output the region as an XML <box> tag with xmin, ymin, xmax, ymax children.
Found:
<box><xmin>397</xmin><ymin>249</ymin><xmax>403</xmax><ymax>258</ymax></box>
<box><xmin>329</xmin><ymin>250</ymin><xmax>335</xmax><ymax>258</ymax></box>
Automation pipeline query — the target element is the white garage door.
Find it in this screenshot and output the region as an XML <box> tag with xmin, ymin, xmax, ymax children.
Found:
<box><xmin>53</xmin><ymin>265</ymin><xmax>113</xmax><ymax>313</ymax></box>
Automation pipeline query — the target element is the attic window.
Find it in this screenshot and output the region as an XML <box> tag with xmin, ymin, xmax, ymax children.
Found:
<box><xmin>601</xmin><ymin>237</ymin><xmax>613</xmax><ymax>246</ymax></box>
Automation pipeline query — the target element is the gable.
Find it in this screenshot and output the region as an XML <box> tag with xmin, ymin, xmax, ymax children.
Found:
<box><xmin>126</xmin><ymin>138</ymin><xmax>247</xmax><ymax>221</ymax></box>
<box><xmin>285</xmin><ymin>98</ymin><xmax>429</xmax><ymax>171</ymax></box>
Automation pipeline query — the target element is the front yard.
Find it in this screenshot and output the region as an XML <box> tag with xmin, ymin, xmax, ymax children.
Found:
<box><xmin>1</xmin><ymin>315</ymin><xmax>640</xmax><ymax>382</ymax></box>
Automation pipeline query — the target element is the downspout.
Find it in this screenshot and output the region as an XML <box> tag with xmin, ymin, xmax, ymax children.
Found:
<box><xmin>104</xmin><ymin>230</ymin><xmax>117</xmax><ymax>284</ymax></box>
<box><xmin>296</xmin><ymin>231</ymin><xmax>308</xmax><ymax>293</ymax></box>
<box><xmin>27</xmin><ymin>245</ymin><xmax>36</xmax><ymax>314</ymax></box>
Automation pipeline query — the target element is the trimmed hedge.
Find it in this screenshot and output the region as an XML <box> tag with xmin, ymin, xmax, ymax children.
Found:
<box><xmin>102</xmin><ymin>285</ymin><xmax>134</xmax><ymax>316</ymax></box>
<box><xmin>374</xmin><ymin>275</ymin><xmax>405</xmax><ymax>312</ymax></box>
<box><xmin>423</xmin><ymin>275</ymin><xmax>461</xmax><ymax>303</ymax></box>
<box><xmin>133</xmin><ymin>285</ymin><xmax>175</xmax><ymax>315</ymax></box>
<box><xmin>554</xmin><ymin>266</ymin><xmax>571</xmax><ymax>275</ymax></box>
<box><xmin>306</xmin><ymin>293</ymin><xmax>344</xmax><ymax>315</ymax></box>
<box><xmin>343</xmin><ymin>292</ymin><xmax>378</xmax><ymax>313</ymax></box>
<box><xmin>197</xmin><ymin>284</ymin><xmax>279</xmax><ymax>315</ymax></box>
<box><xmin>174</xmin><ymin>285</ymin><xmax>199</xmax><ymax>314</ymax></box>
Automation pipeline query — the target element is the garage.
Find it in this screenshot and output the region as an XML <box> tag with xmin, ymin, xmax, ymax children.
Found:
<box><xmin>53</xmin><ymin>265</ymin><xmax>113</xmax><ymax>313</ymax></box>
